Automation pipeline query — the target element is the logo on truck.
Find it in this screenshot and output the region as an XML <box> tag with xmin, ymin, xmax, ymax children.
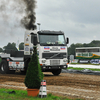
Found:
<box><xmin>44</xmin><ymin>47</ymin><xmax>50</xmax><ymax>50</ymax></box>
<box><xmin>60</xmin><ymin>47</ymin><xmax>65</xmax><ymax>50</ymax></box>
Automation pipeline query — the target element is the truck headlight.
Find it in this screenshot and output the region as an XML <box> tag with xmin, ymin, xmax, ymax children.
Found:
<box><xmin>63</xmin><ymin>66</ymin><xmax>66</xmax><ymax>68</ymax></box>
<box><xmin>42</xmin><ymin>60</ymin><xmax>46</xmax><ymax>63</ymax></box>
<box><xmin>63</xmin><ymin>59</ymin><xmax>67</xmax><ymax>62</ymax></box>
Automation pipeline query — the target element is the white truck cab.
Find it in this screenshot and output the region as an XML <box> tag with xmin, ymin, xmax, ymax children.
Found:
<box><xmin>24</xmin><ymin>30</ymin><xmax>69</xmax><ymax>75</ymax></box>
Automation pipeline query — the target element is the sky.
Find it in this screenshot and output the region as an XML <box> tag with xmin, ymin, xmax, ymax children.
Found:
<box><xmin>0</xmin><ymin>0</ymin><xmax>100</xmax><ymax>48</ymax></box>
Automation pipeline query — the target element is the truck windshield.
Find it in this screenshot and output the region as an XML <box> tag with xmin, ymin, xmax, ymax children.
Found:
<box><xmin>39</xmin><ymin>34</ymin><xmax>66</xmax><ymax>46</ymax></box>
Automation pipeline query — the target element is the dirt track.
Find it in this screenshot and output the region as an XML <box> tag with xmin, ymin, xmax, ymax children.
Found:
<box><xmin>0</xmin><ymin>72</ymin><xmax>100</xmax><ymax>99</ymax></box>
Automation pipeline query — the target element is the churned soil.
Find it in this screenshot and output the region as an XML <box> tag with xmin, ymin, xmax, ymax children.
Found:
<box><xmin>0</xmin><ymin>72</ymin><xmax>100</xmax><ymax>99</ymax></box>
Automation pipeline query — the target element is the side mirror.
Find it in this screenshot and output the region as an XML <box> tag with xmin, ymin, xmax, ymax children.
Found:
<box><xmin>33</xmin><ymin>34</ymin><xmax>37</xmax><ymax>45</ymax></box>
<box><xmin>66</xmin><ymin>37</ymin><xmax>69</xmax><ymax>44</ymax></box>
<box><xmin>31</xmin><ymin>33</ymin><xmax>37</xmax><ymax>45</ymax></box>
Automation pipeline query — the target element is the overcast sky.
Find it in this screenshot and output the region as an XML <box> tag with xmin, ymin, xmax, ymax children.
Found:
<box><xmin>0</xmin><ymin>0</ymin><xmax>100</xmax><ymax>48</ymax></box>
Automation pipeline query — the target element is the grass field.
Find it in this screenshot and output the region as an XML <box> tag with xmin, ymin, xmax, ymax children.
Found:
<box><xmin>70</xmin><ymin>63</ymin><xmax>100</xmax><ymax>65</ymax></box>
<box><xmin>68</xmin><ymin>67</ymin><xmax>100</xmax><ymax>71</ymax></box>
<box><xmin>0</xmin><ymin>88</ymin><xmax>82</xmax><ymax>100</ymax></box>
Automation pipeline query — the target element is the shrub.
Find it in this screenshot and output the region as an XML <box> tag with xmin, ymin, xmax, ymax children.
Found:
<box><xmin>24</xmin><ymin>46</ymin><xmax>44</xmax><ymax>89</ymax></box>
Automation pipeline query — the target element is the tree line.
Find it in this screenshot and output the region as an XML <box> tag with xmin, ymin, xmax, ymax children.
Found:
<box><xmin>68</xmin><ymin>40</ymin><xmax>100</xmax><ymax>55</ymax></box>
<box><xmin>0</xmin><ymin>42</ymin><xmax>24</xmax><ymax>53</ymax></box>
<box><xmin>0</xmin><ymin>40</ymin><xmax>100</xmax><ymax>55</ymax></box>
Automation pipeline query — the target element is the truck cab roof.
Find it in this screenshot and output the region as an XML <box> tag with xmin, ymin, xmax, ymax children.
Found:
<box><xmin>38</xmin><ymin>30</ymin><xmax>64</xmax><ymax>35</ymax></box>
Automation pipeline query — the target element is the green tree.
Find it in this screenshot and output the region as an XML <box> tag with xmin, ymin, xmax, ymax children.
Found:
<box><xmin>24</xmin><ymin>46</ymin><xmax>44</xmax><ymax>89</ymax></box>
<box><xmin>68</xmin><ymin>40</ymin><xmax>100</xmax><ymax>55</ymax></box>
<box><xmin>76</xmin><ymin>43</ymin><xmax>83</xmax><ymax>47</ymax></box>
<box><xmin>19</xmin><ymin>42</ymin><xmax>24</xmax><ymax>50</ymax></box>
<box><xmin>68</xmin><ymin>44</ymin><xmax>76</xmax><ymax>55</ymax></box>
<box><xmin>0</xmin><ymin>48</ymin><xmax>3</xmax><ymax>52</ymax></box>
<box><xmin>89</xmin><ymin>40</ymin><xmax>100</xmax><ymax>47</ymax></box>
<box><xmin>3</xmin><ymin>42</ymin><xmax>17</xmax><ymax>51</ymax></box>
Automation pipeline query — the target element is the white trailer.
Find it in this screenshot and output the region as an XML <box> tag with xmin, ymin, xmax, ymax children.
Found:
<box><xmin>0</xmin><ymin>30</ymin><xmax>69</xmax><ymax>75</ymax></box>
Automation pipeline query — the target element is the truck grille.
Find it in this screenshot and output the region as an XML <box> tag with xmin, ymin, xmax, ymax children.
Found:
<box><xmin>50</xmin><ymin>60</ymin><xmax>60</xmax><ymax>65</ymax></box>
<box><xmin>42</xmin><ymin>53</ymin><xmax>66</xmax><ymax>59</ymax></box>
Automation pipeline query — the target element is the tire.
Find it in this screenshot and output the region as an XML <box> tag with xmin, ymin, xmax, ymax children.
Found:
<box><xmin>52</xmin><ymin>69</ymin><xmax>61</xmax><ymax>76</ymax></box>
<box><xmin>0</xmin><ymin>60</ymin><xmax>9</xmax><ymax>74</ymax></box>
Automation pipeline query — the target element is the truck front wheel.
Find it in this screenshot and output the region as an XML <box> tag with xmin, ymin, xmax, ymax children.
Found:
<box><xmin>52</xmin><ymin>69</ymin><xmax>61</xmax><ymax>76</ymax></box>
<box><xmin>0</xmin><ymin>60</ymin><xmax>9</xmax><ymax>74</ymax></box>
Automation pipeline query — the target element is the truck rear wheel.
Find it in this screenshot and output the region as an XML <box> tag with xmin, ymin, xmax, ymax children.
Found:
<box><xmin>52</xmin><ymin>69</ymin><xmax>61</xmax><ymax>76</ymax></box>
<box><xmin>0</xmin><ymin>60</ymin><xmax>9</xmax><ymax>74</ymax></box>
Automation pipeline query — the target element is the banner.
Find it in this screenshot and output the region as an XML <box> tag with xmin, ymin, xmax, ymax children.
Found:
<box><xmin>90</xmin><ymin>59</ymin><xmax>100</xmax><ymax>64</ymax></box>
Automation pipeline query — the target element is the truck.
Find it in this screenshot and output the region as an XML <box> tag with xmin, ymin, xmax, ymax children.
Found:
<box><xmin>0</xmin><ymin>30</ymin><xmax>69</xmax><ymax>75</ymax></box>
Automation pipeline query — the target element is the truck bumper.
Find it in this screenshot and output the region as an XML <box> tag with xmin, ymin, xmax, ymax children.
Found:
<box><xmin>41</xmin><ymin>64</ymin><xmax>68</xmax><ymax>71</ymax></box>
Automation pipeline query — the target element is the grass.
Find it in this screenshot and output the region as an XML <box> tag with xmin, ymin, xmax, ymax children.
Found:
<box><xmin>0</xmin><ymin>88</ymin><xmax>82</xmax><ymax>100</ymax></box>
<box><xmin>68</xmin><ymin>67</ymin><xmax>100</xmax><ymax>71</ymax></box>
<box><xmin>70</xmin><ymin>63</ymin><xmax>100</xmax><ymax>65</ymax></box>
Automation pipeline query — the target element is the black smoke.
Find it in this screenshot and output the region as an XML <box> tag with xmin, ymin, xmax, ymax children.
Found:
<box><xmin>21</xmin><ymin>0</ymin><xmax>37</xmax><ymax>30</ymax></box>
<box><xmin>0</xmin><ymin>0</ymin><xmax>37</xmax><ymax>30</ymax></box>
